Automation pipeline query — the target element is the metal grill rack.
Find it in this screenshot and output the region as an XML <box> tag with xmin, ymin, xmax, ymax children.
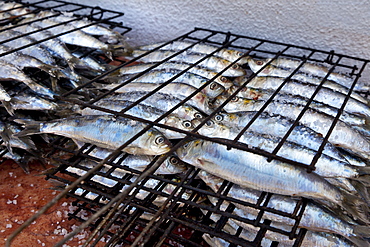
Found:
<box><xmin>2</xmin><ymin>1</ymin><xmax>370</xmax><ymax>247</ymax></box>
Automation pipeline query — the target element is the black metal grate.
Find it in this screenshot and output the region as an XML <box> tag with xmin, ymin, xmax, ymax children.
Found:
<box><xmin>2</xmin><ymin>1</ymin><xmax>370</xmax><ymax>247</ymax></box>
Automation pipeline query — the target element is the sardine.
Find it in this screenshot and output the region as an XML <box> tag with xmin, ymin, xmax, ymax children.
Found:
<box><xmin>98</xmin><ymin>82</ymin><xmax>212</xmax><ymax>114</ymax></box>
<box><xmin>199</xmin><ymin>170</ymin><xmax>370</xmax><ymax>246</ymax></box>
<box><xmin>0</xmin><ymin>44</ymin><xmax>61</xmax><ymax>78</ymax></box>
<box><xmin>15</xmin><ymin>115</ymin><xmax>172</xmax><ymax>155</ymax></box>
<box><xmin>243</xmin><ymin>76</ymin><xmax>370</xmax><ymax>117</ymax></box>
<box><xmin>193</xmin><ymin>111</ymin><xmax>349</xmax><ymax>163</ymax></box>
<box><xmin>177</xmin><ymin>139</ymin><xmax>369</xmax><ymax>223</ymax></box>
<box><xmin>213</xmin><ymin>95</ymin><xmax>370</xmax><ymax>160</ymax></box>
<box><xmin>247</xmin><ymin>57</ymin><xmax>369</xmax><ymax>91</ymax></box>
<box><xmin>131</xmin><ymin>50</ymin><xmax>245</xmax><ymax>77</ymax></box>
<box><xmin>0</xmin><ymin>60</ymin><xmax>56</xmax><ymax>99</ymax></box>
<box><xmin>29</xmin><ymin>18</ymin><xmax>114</xmax><ymax>59</ymax></box>
<box><xmin>112</xmin><ymin>62</ymin><xmax>234</xmax><ymax>89</ymax></box>
<box><xmin>137</xmin><ymin>40</ymin><xmax>248</xmax><ymax>64</ymax></box>
<box><xmin>37</xmin><ymin>10</ymin><xmax>126</xmax><ymax>44</ymax></box>
<box><xmin>11</xmin><ymin>22</ymin><xmax>83</xmax><ymax>70</ymax></box>
<box><xmin>5</xmin><ymin>91</ymin><xmax>58</xmax><ymax>111</ymax></box>
<box><xmin>95</xmin><ymin>91</ymin><xmax>205</xmax><ymax>120</ymax></box>
<box><xmin>113</xmin><ymin>70</ymin><xmax>225</xmax><ymax>98</ymax></box>
<box><xmin>226</xmin><ymin>86</ymin><xmax>370</xmax><ymax>135</ymax></box>
<box><xmin>77</xmin><ymin>99</ymin><xmax>194</xmax><ymax>139</ymax></box>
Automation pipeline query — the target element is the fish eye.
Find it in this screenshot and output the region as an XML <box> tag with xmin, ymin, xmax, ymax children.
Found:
<box><xmin>183</xmin><ymin>142</ymin><xmax>190</xmax><ymax>148</ymax></box>
<box><xmin>237</xmin><ymin>51</ymin><xmax>245</xmax><ymax>57</ymax></box>
<box><xmin>182</xmin><ymin>121</ymin><xmax>192</xmax><ymax>128</ymax></box>
<box><xmin>155</xmin><ymin>136</ymin><xmax>165</xmax><ymax>145</ymax></box>
<box><xmin>206</xmin><ymin>120</ymin><xmax>214</xmax><ymax>126</ymax></box>
<box><xmin>214</xmin><ymin>115</ymin><xmax>223</xmax><ymax>122</ymax></box>
<box><xmin>207</xmin><ymin>101</ymin><xmax>213</xmax><ymax>107</ymax></box>
<box><xmin>194</xmin><ymin>112</ymin><xmax>203</xmax><ymax>118</ymax></box>
<box><xmin>169</xmin><ymin>156</ymin><xmax>179</xmax><ymax>165</ymax></box>
<box><xmin>220</xmin><ymin>76</ymin><xmax>228</xmax><ymax>82</ymax></box>
<box><xmin>231</xmin><ymin>96</ymin><xmax>239</xmax><ymax>102</ymax></box>
<box><xmin>256</xmin><ymin>60</ymin><xmax>264</xmax><ymax>66</ymax></box>
<box><xmin>210</xmin><ymin>82</ymin><xmax>218</xmax><ymax>90</ymax></box>
<box><xmin>232</xmin><ymin>64</ymin><xmax>240</xmax><ymax>70</ymax></box>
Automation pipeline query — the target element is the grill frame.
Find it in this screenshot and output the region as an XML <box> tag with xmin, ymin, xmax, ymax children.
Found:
<box><xmin>1</xmin><ymin>1</ymin><xmax>369</xmax><ymax>246</ymax></box>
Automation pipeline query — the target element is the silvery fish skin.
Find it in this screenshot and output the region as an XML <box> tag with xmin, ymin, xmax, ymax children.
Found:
<box><xmin>99</xmin><ymin>82</ymin><xmax>212</xmax><ymax>114</ymax></box>
<box><xmin>193</xmin><ymin>111</ymin><xmax>349</xmax><ymax>163</ymax></box>
<box><xmin>235</xmin><ymin>73</ymin><xmax>368</xmax><ymax>104</ymax></box>
<box><xmin>12</xmin><ymin>22</ymin><xmax>83</xmax><ymax>70</ymax></box>
<box><xmin>116</xmin><ymin>70</ymin><xmax>225</xmax><ymax>98</ymax></box>
<box><xmin>37</xmin><ymin>10</ymin><xmax>126</xmax><ymax>44</ymax></box>
<box><xmin>247</xmin><ymin>57</ymin><xmax>368</xmax><ymax>91</ymax></box>
<box><xmin>137</xmin><ymin>40</ymin><xmax>248</xmax><ymax>64</ymax></box>
<box><xmin>213</xmin><ymin>95</ymin><xmax>370</xmax><ymax>160</ymax></box>
<box><xmin>244</xmin><ymin>76</ymin><xmax>370</xmax><ymax>117</ymax></box>
<box><xmin>16</xmin><ymin>115</ymin><xmax>172</xmax><ymax>155</ymax></box>
<box><xmin>77</xmin><ymin>99</ymin><xmax>194</xmax><ymax>139</ymax></box>
<box><xmin>176</xmin><ymin>139</ymin><xmax>368</xmax><ymax>222</ymax></box>
<box><xmin>0</xmin><ymin>29</ymin><xmax>56</xmax><ymax>65</ymax></box>
<box><xmin>7</xmin><ymin>92</ymin><xmax>58</xmax><ymax>111</ymax></box>
<box><xmin>193</xmin><ymin>123</ymin><xmax>366</xmax><ymax>179</ymax></box>
<box><xmin>0</xmin><ymin>60</ymin><xmax>56</xmax><ymax>99</ymax></box>
<box><xmin>29</xmin><ymin>18</ymin><xmax>114</xmax><ymax>59</ymax></box>
<box><xmin>207</xmin><ymin>197</ymin><xmax>358</xmax><ymax>247</ymax></box>
<box><xmin>0</xmin><ymin>44</ymin><xmax>63</xmax><ymax>79</ymax></box>
<box><xmin>131</xmin><ymin>50</ymin><xmax>245</xmax><ymax>77</ymax></box>
<box><xmin>0</xmin><ymin>2</ymin><xmax>33</xmax><ymax>17</ymax></box>
<box><xmin>199</xmin><ymin>170</ymin><xmax>370</xmax><ymax>245</ymax></box>
<box><xmin>114</xmin><ymin>62</ymin><xmax>234</xmax><ymax>89</ymax></box>
<box><xmin>226</xmin><ymin>86</ymin><xmax>370</xmax><ymax>134</ymax></box>
<box><xmin>0</xmin><ymin>84</ymin><xmax>11</xmax><ymax>101</ymax></box>
<box><xmin>97</xmin><ymin>92</ymin><xmax>205</xmax><ymax>121</ymax></box>
<box><xmin>0</xmin><ymin>121</ymin><xmax>36</xmax><ymax>152</ymax></box>
<box><xmin>72</xmin><ymin>51</ymin><xmax>107</xmax><ymax>72</ymax></box>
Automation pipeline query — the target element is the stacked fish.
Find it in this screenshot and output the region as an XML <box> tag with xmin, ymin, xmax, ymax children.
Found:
<box><xmin>1</xmin><ymin>2</ymin><xmax>370</xmax><ymax>245</ymax></box>
<box><xmin>0</xmin><ymin>1</ymin><xmax>131</xmax><ymax>171</ymax></box>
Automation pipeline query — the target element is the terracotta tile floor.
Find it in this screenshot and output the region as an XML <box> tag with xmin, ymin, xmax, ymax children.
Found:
<box><xmin>0</xmin><ymin>160</ymin><xmax>106</xmax><ymax>247</ymax></box>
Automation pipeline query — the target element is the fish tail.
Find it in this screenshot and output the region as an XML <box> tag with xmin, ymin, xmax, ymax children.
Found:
<box><xmin>341</xmin><ymin>192</ymin><xmax>370</xmax><ymax>225</ymax></box>
<box><xmin>350</xmin><ymin>180</ymin><xmax>370</xmax><ymax>206</ymax></box>
<box><xmin>66</xmin><ymin>56</ymin><xmax>83</xmax><ymax>70</ymax></box>
<box><xmin>352</xmin><ymin>174</ymin><xmax>370</xmax><ymax>187</ymax></box>
<box><xmin>13</xmin><ymin>120</ymin><xmax>41</xmax><ymax>137</ymax></box>
<box><xmin>353</xmin><ymin>225</ymin><xmax>370</xmax><ymax>238</ymax></box>
<box><xmin>40</xmin><ymin>64</ymin><xmax>64</xmax><ymax>79</ymax></box>
<box><xmin>2</xmin><ymin>100</ymin><xmax>14</xmax><ymax>116</ymax></box>
<box><xmin>347</xmin><ymin>235</ymin><xmax>370</xmax><ymax>247</ymax></box>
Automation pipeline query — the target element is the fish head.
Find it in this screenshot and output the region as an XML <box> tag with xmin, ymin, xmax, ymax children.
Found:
<box><xmin>215</xmin><ymin>76</ymin><xmax>233</xmax><ymax>89</ymax></box>
<box><xmin>204</xmin><ymin>82</ymin><xmax>225</xmax><ymax>98</ymax></box>
<box><xmin>176</xmin><ymin>139</ymin><xmax>202</xmax><ymax>160</ymax></box>
<box><xmin>176</xmin><ymin>105</ymin><xmax>205</xmax><ymax>120</ymax></box>
<box><xmin>162</xmin><ymin>154</ymin><xmax>188</xmax><ymax>174</ymax></box>
<box><xmin>192</xmin><ymin>118</ymin><xmax>230</xmax><ymax>138</ymax></box>
<box><xmin>247</xmin><ymin>58</ymin><xmax>273</xmax><ymax>75</ymax></box>
<box><xmin>141</xmin><ymin>128</ymin><xmax>172</xmax><ymax>155</ymax></box>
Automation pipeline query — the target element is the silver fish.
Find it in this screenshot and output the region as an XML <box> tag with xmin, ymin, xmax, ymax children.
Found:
<box><xmin>199</xmin><ymin>170</ymin><xmax>370</xmax><ymax>245</ymax></box>
<box><xmin>6</xmin><ymin>91</ymin><xmax>58</xmax><ymax>111</ymax></box>
<box><xmin>37</xmin><ymin>10</ymin><xmax>126</xmax><ymax>44</ymax></box>
<box><xmin>137</xmin><ymin>40</ymin><xmax>248</xmax><ymax>64</ymax></box>
<box><xmin>0</xmin><ymin>29</ymin><xmax>56</xmax><ymax>66</ymax></box>
<box><xmin>114</xmin><ymin>70</ymin><xmax>225</xmax><ymax>98</ymax></box>
<box><xmin>12</xmin><ymin>22</ymin><xmax>83</xmax><ymax>70</ymax></box>
<box><xmin>226</xmin><ymin>86</ymin><xmax>370</xmax><ymax>135</ymax></box>
<box><xmin>247</xmin><ymin>57</ymin><xmax>369</xmax><ymax>91</ymax></box>
<box><xmin>98</xmin><ymin>82</ymin><xmax>212</xmax><ymax>114</ymax></box>
<box><xmin>213</xmin><ymin>95</ymin><xmax>370</xmax><ymax>160</ymax></box>
<box><xmin>194</xmin><ymin>111</ymin><xmax>349</xmax><ymax>163</ymax></box>
<box><xmin>112</xmin><ymin>62</ymin><xmax>234</xmax><ymax>89</ymax></box>
<box><xmin>77</xmin><ymin>99</ymin><xmax>193</xmax><ymax>139</ymax></box>
<box><xmin>16</xmin><ymin>115</ymin><xmax>172</xmax><ymax>155</ymax></box>
<box><xmin>30</xmin><ymin>18</ymin><xmax>114</xmax><ymax>59</ymax></box>
<box><xmin>131</xmin><ymin>50</ymin><xmax>245</xmax><ymax>77</ymax></box>
<box><xmin>0</xmin><ymin>59</ymin><xmax>56</xmax><ymax>99</ymax></box>
<box><xmin>243</xmin><ymin>76</ymin><xmax>370</xmax><ymax>117</ymax></box>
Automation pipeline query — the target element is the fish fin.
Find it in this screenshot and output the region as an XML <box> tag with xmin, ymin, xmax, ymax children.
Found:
<box><xmin>341</xmin><ymin>192</ymin><xmax>370</xmax><ymax>225</ymax></box>
<box><xmin>2</xmin><ymin>100</ymin><xmax>14</xmax><ymax>116</ymax></box>
<box><xmin>352</xmin><ymin>174</ymin><xmax>370</xmax><ymax>187</ymax></box>
<box><xmin>347</xmin><ymin>235</ymin><xmax>370</xmax><ymax>247</ymax></box>
<box><xmin>12</xmin><ymin>120</ymin><xmax>41</xmax><ymax>137</ymax></box>
<box><xmin>66</xmin><ymin>56</ymin><xmax>84</xmax><ymax>71</ymax></box>
<box><xmin>353</xmin><ymin>225</ymin><xmax>370</xmax><ymax>238</ymax></box>
<box><xmin>0</xmin><ymin>125</ymin><xmax>13</xmax><ymax>154</ymax></box>
<box><xmin>350</xmin><ymin>180</ymin><xmax>370</xmax><ymax>206</ymax></box>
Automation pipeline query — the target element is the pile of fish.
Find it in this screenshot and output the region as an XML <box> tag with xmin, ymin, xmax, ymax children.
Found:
<box><xmin>1</xmin><ymin>1</ymin><xmax>370</xmax><ymax>246</ymax></box>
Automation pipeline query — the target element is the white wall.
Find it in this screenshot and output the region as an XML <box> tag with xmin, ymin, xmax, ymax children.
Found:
<box><xmin>72</xmin><ymin>0</ymin><xmax>370</xmax><ymax>81</ymax></box>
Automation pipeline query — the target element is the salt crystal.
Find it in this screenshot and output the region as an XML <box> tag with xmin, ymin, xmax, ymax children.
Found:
<box><xmin>30</xmin><ymin>184</ymin><xmax>34</xmax><ymax>187</ymax></box>
<box><xmin>6</xmin><ymin>224</ymin><xmax>12</xmax><ymax>228</ymax></box>
<box><xmin>1</xmin><ymin>230</ymin><xmax>5</xmax><ymax>232</ymax></box>
<box><xmin>56</xmin><ymin>211</ymin><xmax>62</xmax><ymax>217</ymax></box>
<box><xmin>13</xmin><ymin>200</ymin><xmax>17</xmax><ymax>205</ymax></box>
<box><xmin>14</xmin><ymin>195</ymin><xmax>18</xmax><ymax>198</ymax></box>
<box><xmin>17</xmin><ymin>220</ymin><xmax>24</xmax><ymax>224</ymax></box>
<box><xmin>6</xmin><ymin>199</ymin><xmax>12</xmax><ymax>204</ymax></box>
<box><xmin>37</xmin><ymin>239</ymin><xmax>41</xmax><ymax>244</ymax></box>
<box><xmin>31</xmin><ymin>209</ymin><xmax>35</xmax><ymax>212</ymax></box>
<box><xmin>62</xmin><ymin>202</ymin><xmax>68</xmax><ymax>207</ymax></box>
<box><xmin>17</xmin><ymin>184</ymin><xmax>21</xmax><ymax>187</ymax></box>
<box><xmin>9</xmin><ymin>172</ymin><xmax>13</xmax><ymax>177</ymax></box>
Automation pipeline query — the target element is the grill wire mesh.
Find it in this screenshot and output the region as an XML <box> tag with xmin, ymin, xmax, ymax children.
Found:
<box><xmin>1</xmin><ymin>0</ymin><xmax>370</xmax><ymax>246</ymax></box>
